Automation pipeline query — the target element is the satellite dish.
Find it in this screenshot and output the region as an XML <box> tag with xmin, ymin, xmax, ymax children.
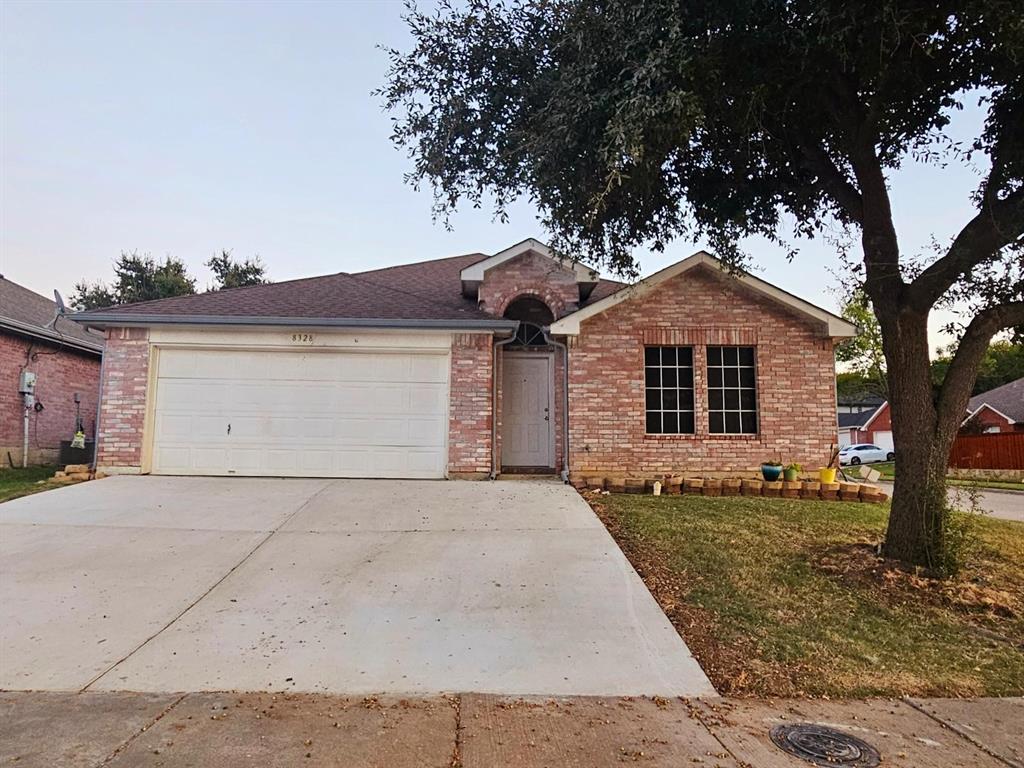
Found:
<box><xmin>53</xmin><ymin>290</ymin><xmax>66</xmax><ymax>314</ymax></box>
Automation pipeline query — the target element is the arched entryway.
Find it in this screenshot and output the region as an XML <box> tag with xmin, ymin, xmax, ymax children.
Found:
<box><xmin>500</xmin><ymin>297</ymin><xmax>557</xmax><ymax>470</ymax></box>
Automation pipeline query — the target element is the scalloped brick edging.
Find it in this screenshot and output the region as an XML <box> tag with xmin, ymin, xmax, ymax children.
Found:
<box><xmin>584</xmin><ymin>475</ymin><xmax>888</xmax><ymax>503</ymax></box>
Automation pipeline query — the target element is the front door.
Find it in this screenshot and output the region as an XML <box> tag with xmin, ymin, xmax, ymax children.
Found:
<box><xmin>501</xmin><ymin>354</ymin><xmax>553</xmax><ymax>468</ymax></box>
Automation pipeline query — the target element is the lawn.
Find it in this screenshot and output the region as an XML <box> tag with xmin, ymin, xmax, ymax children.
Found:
<box><xmin>870</xmin><ymin>461</ymin><xmax>1023</xmax><ymax>492</ymax></box>
<box><xmin>0</xmin><ymin>465</ymin><xmax>57</xmax><ymax>503</ymax></box>
<box><xmin>590</xmin><ymin>492</ymin><xmax>1024</xmax><ymax>698</ymax></box>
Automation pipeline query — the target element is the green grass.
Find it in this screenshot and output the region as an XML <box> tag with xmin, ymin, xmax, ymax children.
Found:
<box><xmin>0</xmin><ymin>465</ymin><xmax>58</xmax><ymax>503</ymax></box>
<box><xmin>592</xmin><ymin>493</ymin><xmax>1024</xmax><ymax>698</ymax></box>
<box><xmin>870</xmin><ymin>461</ymin><xmax>1023</xmax><ymax>492</ymax></box>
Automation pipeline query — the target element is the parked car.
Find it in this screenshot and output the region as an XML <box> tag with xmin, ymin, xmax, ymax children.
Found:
<box><xmin>839</xmin><ymin>443</ymin><xmax>895</xmax><ymax>465</ymax></box>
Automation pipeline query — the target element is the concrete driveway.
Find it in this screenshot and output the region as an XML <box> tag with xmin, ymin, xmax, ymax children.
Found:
<box><xmin>0</xmin><ymin>477</ymin><xmax>713</xmax><ymax>697</ymax></box>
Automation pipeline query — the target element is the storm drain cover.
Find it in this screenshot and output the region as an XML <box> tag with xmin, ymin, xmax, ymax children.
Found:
<box><xmin>769</xmin><ymin>723</ymin><xmax>881</xmax><ymax>767</ymax></box>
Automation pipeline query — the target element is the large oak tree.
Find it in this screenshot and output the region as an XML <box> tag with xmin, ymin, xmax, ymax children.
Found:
<box><xmin>382</xmin><ymin>0</ymin><xmax>1024</xmax><ymax>570</ymax></box>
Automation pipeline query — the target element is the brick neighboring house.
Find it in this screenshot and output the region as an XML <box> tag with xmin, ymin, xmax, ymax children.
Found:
<box><xmin>73</xmin><ymin>239</ymin><xmax>856</xmax><ymax>480</ymax></box>
<box><xmin>963</xmin><ymin>377</ymin><xmax>1024</xmax><ymax>434</ymax></box>
<box><xmin>838</xmin><ymin>401</ymin><xmax>894</xmax><ymax>453</ymax></box>
<box><xmin>1</xmin><ymin>276</ymin><xmax>104</xmax><ymax>466</ymax></box>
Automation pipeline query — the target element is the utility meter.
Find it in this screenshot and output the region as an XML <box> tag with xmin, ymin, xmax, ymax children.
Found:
<box><xmin>18</xmin><ymin>371</ymin><xmax>37</xmax><ymax>395</ymax></box>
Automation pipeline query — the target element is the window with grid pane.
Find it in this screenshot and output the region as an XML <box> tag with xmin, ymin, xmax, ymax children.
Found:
<box><xmin>706</xmin><ymin>346</ymin><xmax>758</xmax><ymax>434</ymax></box>
<box><xmin>644</xmin><ymin>346</ymin><xmax>695</xmax><ymax>434</ymax></box>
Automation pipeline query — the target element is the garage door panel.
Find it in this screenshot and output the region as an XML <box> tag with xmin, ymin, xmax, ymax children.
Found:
<box><xmin>152</xmin><ymin>348</ymin><xmax>450</xmax><ymax>478</ymax></box>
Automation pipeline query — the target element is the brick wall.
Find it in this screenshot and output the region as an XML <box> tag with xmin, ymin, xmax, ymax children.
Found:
<box><xmin>477</xmin><ymin>251</ymin><xmax>580</xmax><ymax>319</ymax></box>
<box><xmin>0</xmin><ymin>332</ymin><xmax>101</xmax><ymax>465</ymax></box>
<box><xmin>448</xmin><ymin>333</ymin><xmax>493</xmax><ymax>477</ymax></box>
<box><xmin>96</xmin><ymin>327</ymin><xmax>150</xmax><ymax>473</ymax></box>
<box><xmin>962</xmin><ymin>404</ymin><xmax>1021</xmax><ymax>434</ymax></box>
<box><xmin>567</xmin><ymin>266</ymin><xmax>838</xmax><ymax>477</ymax></box>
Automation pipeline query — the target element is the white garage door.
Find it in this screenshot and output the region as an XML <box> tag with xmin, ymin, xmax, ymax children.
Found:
<box><xmin>872</xmin><ymin>430</ymin><xmax>894</xmax><ymax>453</ymax></box>
<box><xmin>151</xmin><ymin>348</ymin><xmax>449</xmax><ymax>478</ymax></box>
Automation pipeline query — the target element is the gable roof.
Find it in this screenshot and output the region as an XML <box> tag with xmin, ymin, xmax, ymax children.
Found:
<box><xmin>459</xmin><ymin>238</ymin><xmax>599</xmax><ymax>284</ymax></box>
<box><xmin>71</xmin><ymin>243</ymin><xmax>626</xmax><ymax>330</ymax></box>
<box><xmin>0</xmin><ymin>275</ymin><xmax>104</xmax><ymax>354</ymax></box>
<box><xmin>549</xmin><ymin>251</ymin><xmax>858</xmax><ymax>338</ymax></box>
<box><xmin>839</xmin><ymin>410</ymin><xmax>877</xmax><ymax>429</ymax></box>
<box><xmin>967</xmin><ymin>377</ymin><xmax>1024</xmax><ymax>424</ymax></box>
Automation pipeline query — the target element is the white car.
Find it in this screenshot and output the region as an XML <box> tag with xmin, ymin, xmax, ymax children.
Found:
<box><xmin>839</xmin><ymin>443</ymin><xmax>894</xmax><ymax>465</ymax></box>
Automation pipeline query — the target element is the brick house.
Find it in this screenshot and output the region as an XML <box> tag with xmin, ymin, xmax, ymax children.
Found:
<box><xmin>962</xmin><ymin>378</ymin><xmax>1024</xmax><ymax>434</ymax></box>
<box><xmin>1</xmin><ymin>276</ymin><xmax>104</xmax><ymax>465</ymax></box>
<box><xmin>73</xmin><ymin>240</ymin><xmax>855</xmax><ymax>480</ymax></box>
<box><xmin>838</xmin><ymin>402</ymin><xmax>893</xmax><ymax>451</ymax></box>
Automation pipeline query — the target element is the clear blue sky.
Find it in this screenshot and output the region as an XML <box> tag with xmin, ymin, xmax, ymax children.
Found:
<box><xmin>1</xmin><ymin>1</ymin><xmax>986</xmax><ymax>351</ymax></box>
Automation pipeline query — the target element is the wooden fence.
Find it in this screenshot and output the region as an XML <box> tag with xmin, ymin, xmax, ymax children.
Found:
<box><xmin>949</xmin><ymin>432</ymin><xmax>1024</xmax><ymax>470</ymax></box>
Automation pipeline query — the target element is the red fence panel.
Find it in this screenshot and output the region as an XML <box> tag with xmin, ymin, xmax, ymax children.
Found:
<box><xmin>949</xmin><ymin>432</ymin><xmax>1024</xmax><ymax>470</ymax></box>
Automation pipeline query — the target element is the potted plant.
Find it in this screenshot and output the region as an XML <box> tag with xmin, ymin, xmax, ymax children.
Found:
<box><xmin>819</xmin><ymin>444</ymin><xmax>840</xmax><ymax>484</ymax></box>
<box><xmin>783</xmin><ymin>462</ymin><xmax>802</xmax><ymax>482</ymax></box>
<box><xmin>760</xmin><ymin>460</ymin><xmax>783</xmax><ymax>481</ymax></box>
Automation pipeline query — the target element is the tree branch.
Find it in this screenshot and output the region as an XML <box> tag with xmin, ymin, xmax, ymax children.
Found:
<box><xmin>909</xmin><ymin>187</ymin><xmax>1024</xmax><ymax>311</ymax></box>
<box><xmin>799</xmin><ymin>145</ymin><xmax>863</xmax><ymax>224</ymax></box>
<box><xmin>847</xmin><ymin>135</ymin><xmax>904</xmax><ymax>307</ymax></box>
<box><xmin>937</xmin><ymin>300</ymin><xmax>1024</xmax><ymax>438</ymax></box>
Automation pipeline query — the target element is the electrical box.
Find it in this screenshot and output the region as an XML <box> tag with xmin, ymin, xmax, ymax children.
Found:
<box><xmin>18</xmin><ymin>371</ymin><xmax>37</xmax><ymax>394</ymax></box>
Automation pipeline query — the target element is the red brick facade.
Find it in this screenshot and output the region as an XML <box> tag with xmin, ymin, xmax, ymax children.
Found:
<box><xmin>477</xmin><ymin>251</ymin><xmax>580</xmax><ymax>320</ymax></box>
<box><xmin>96</xmin><ymin>327</ymin><xmax>150</xmax><ymax>473</ymax></box>
<box><xmin>0</xmin><ymin>332</ymin><xmax>101</xmax><ymax>464</ymax></box>
<box><xmin>566</xmin><ymin>266</ymin><xmax>838</xmax><ymax>476</ymax></box>
<box><xmin>962</xmin><ymin>404</ymin><xmax>1021</xmax><ymax>434</ymax></box>
<box><xmin>448</xmin><ymin>333</ymin><xmax>494</xmax><ymax>477</ymax></box>
<box><xmin>89</xmin><ymin>255</ymin><xmax>843</xmax><ymax>480</ymax></box>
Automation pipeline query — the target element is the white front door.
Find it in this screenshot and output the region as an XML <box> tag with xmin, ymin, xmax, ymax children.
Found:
<box><xmin>501</xmin><ymin>354</ymin><xmax>553</xmax><ymax>468</ymax></box>
<box><xmin>151</xmin><ymin>347</ymin><xmax>449</xmax><ymax>478</ymax></box>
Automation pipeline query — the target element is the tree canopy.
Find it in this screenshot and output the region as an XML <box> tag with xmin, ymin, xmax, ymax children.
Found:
<box><xmin>72</xmin><ymin>250</ymin><xmax>269</xmax><ymax>310</ymax></box>
<box><xmin>72</xmin><ymin>252</ymin><xmax>196</xmax><ymax>311</ymax></box>
<box><xmin>206</xmin><ymin>250</ymin><xmax>268</xmax><ymax>290</ymax></box>
<box><xmin>384</xmin><ymin>0</ymin><xmax>1024</xmax><ymax>570</ymax></box>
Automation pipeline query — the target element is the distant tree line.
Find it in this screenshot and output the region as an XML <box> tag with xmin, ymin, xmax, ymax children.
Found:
<box><xmin>71</xmin><ymin>250</ymin><xmax>268</xmax><ymax>311</ymax></box>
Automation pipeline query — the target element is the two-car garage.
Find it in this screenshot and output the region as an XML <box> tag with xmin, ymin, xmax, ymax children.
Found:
<box><xmin>149</xmin><ymin>343</ymin><xmax>450</xmax><ymax>479</ymax></box>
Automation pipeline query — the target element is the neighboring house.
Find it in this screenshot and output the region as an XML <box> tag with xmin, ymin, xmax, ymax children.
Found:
<box><xmin>838</xmin><ymin>401</ymin><xmax>894</xmax><ymax>452</ymax></box>
<box><xmin>837</xmin><ymin>394</ymin><xmax>885</xmax><ymax>415</ymax></box>
<box><xmin>838</xmin><ymin>409</ymin><xmax>876</xmax><ymax>447</ymax></box>
<box><xmin>73</xmin><ymin>239</ymin><xmax>856</xmax><ymax>480</ymax></box>
<box><xmin>963</xmin><ymin>377</ymin><xmax>1024</xmax><ymax>434</ymax></box>
<box><xmin>1</xmin><ymin>276</ymin><xmax>104</xmax><ymax>465</ymax></box>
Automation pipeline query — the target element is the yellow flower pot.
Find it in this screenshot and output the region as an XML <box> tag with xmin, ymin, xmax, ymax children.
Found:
<box><xmin>819</xmin><ymin>467</ymin><xmax>837</xmax><ymax>484</ymax></box>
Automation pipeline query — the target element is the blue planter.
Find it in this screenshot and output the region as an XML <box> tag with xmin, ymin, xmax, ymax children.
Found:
<box><xmin>761</xmin><ymin>464</ymin><xmax>783</xmax><ymax>481</ymax></box>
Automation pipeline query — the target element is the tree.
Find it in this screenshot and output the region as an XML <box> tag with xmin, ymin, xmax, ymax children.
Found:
<box><xmin>382</xmin><ymin>0</ymin><xmax>1024</xmax><ymax>571</ymax></box>
<box><xmin>206</xmin><ymin>250</ymin><xmax>268</xmax><ymax>290</ymax></box>
<box><xmin>836</xmin><ymin>288</ymin><xmax>887</xmax><ymax>397</ymax></box>
<box><xmin>932</xmin><ymin>339</ymin><xmax>1024</xmax><ymax>395</ymax></box>
<box><xmin>72</xmin><ymin>252</ymin><xmax>196</xmax><ymax>310</ymax></box>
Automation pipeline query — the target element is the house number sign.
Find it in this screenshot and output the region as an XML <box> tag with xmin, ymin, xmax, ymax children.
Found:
<box><xmin>291</xmin><ymin>333</ymin><xmax>315</xmax><ymax>343</ymax></box>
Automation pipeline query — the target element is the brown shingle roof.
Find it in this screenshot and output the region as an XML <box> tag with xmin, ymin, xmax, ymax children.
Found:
<box><xmin>74</xmin><ymin>250</ymin><xmax>627</xmax><ymax>326</ymax></box>
<box><xmin>968</xmin><ymin>377</ymin><xmax>1024</xmax><ymax>424</ymax></box>
<box><xmin>0</xmin><ymin>275</ymin><xmax>104</xmax><ymax>353</ymax></box>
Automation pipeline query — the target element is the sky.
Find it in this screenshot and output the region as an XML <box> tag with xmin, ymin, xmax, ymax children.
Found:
<box><xmin>1</xmin><ymin>1</ymin><xmax>989</xmax><ymax>354</ymax></box>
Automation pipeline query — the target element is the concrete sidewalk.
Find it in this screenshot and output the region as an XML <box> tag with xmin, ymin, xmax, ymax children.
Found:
<box><xmin>1</xmin><ymin>691</ymin><xmax>1020</xmax><ymax>767</ymax></box>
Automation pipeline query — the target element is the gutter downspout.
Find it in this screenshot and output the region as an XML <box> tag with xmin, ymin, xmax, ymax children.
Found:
<box><xmin>542</xmin><ymin>330</ymin><xmax>571</xmax><ymax>484</ymax></box>
<box><xmin>490</xmin><ymin>324</ymin><xmax>521</xmax><ymax>480</ymax></box>
<box><xmin>91</xmin><ymin>346</ymin><xmax>107</xmax><ymax>474</ymax></box>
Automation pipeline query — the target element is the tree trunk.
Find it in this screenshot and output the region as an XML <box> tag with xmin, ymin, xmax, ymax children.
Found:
<box><xmin>876</xmin><ymin>307</ymin><xmax>957</xmax><ymax>569</ymax></box>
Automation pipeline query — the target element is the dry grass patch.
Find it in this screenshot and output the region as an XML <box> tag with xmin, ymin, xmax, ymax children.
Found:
<box><xmin>589</xmin><ymin>492</ymin><xmax>1024</xmax><ymax>698</ymax></box>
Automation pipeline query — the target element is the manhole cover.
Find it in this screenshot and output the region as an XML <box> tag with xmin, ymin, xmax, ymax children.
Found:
<box><xmin>770</xmin><ymin>723</ymin><xmax>881</xmax><ymax>767</ymax></box>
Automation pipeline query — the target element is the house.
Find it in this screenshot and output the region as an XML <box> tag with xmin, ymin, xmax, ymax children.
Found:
<box><xmin>963</xmin><ymin>377</ymin><xmax>1024</xmax><ymax>434</ymax></box>
<box><xmin>1</xmin><ymin>276</ymin><xmax>104</xmax><ymax>466</ymax></box>
<box><xmin>73</xmin><ymin>239</ymin><xmax>856</xmax><ymax>480</ymax></box>
<box><xmin>837</xmin><ymin>393</ymin><xmax>884</xmax><ymax>415</ymax></box>
<box><xmin>837</xmin><ymin>401</ymin><xmax>894</xmax><ymax>452</ymax></box>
